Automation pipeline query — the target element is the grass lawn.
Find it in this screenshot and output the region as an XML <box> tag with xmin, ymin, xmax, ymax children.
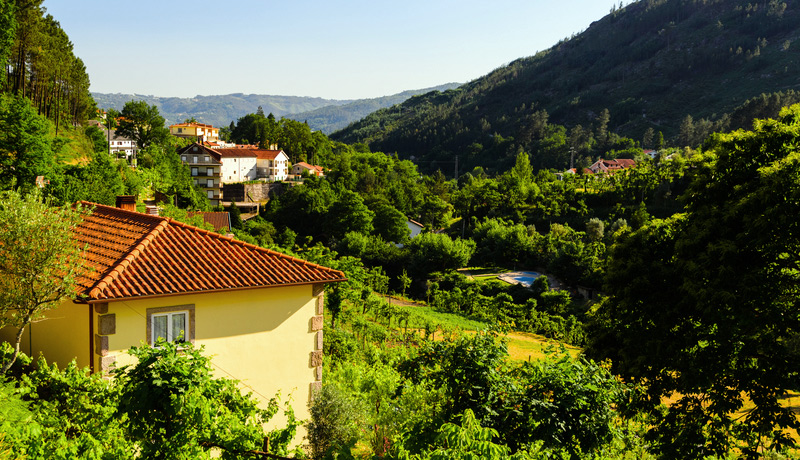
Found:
<box><xmin>505</xmin><ymin>331</ymin><xmax>581</xmax><ymax>361</ymax></box>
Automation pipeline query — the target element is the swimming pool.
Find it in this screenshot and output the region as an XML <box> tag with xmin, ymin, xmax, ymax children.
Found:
<box><xmin>499</xmin><ymin>271</ymin><xmax>541</xmax><ymax>287</ymax></box>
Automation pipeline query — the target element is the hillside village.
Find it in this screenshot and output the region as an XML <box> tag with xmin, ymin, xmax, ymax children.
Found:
<box><xmin>2</xmin><ymin>1</ymin><xmax>800</xmax><ymax>459</ymax></box>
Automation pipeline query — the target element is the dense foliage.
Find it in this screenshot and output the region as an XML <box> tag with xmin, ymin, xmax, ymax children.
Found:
<box><xmin>586</xmin><ymin>105</ymin><xmax>800</xmax><ymax>457</ymax></box>
<box><xmin>0</xmin><ymin>341</ymin><xmax>299</xmax><ymax>459</ymax></box>
<box><xmin>4</xmin><ymin>2</ymin><xmax>800</xmax><ymax>457</ymax></box>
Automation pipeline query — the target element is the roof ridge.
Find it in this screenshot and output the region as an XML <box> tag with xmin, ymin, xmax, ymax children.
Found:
<box><xmin>166</xmin><ymin>218</ymin><xmax>344</xmax><ymax>276</ymax></box>
<box><xmin>79</xmin><ymin>201</ymin><xmax>168</xmax><ymax>224</ymax></box>
<box><xmin>85</xmin><ymin>205</ymin><xmax>171</xmax><ymax>298</ymax></box>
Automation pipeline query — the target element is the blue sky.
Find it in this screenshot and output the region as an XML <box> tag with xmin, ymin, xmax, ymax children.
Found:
<box><xmin>44</xmin><ymin>0</ymin><xmax>619</xmax><ymax>100</ymax></box>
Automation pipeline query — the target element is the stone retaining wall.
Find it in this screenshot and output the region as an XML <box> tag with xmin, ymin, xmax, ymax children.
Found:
<box><xmin>222</xmin><ymin>182</ymin><xmax>285</xmax><ymax>202</ymax></box>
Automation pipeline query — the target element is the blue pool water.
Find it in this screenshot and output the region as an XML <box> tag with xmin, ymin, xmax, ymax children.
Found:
<box><xmin>507</xmin><ymin>271</ymin><xmax>540</xmax><ymax>287</ymax></box>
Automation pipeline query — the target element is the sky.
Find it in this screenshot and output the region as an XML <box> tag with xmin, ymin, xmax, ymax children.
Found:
<box><xmin>44</xmin><ymin>0</ymin><xmax>619</xmax><ymax>100</ymax></box>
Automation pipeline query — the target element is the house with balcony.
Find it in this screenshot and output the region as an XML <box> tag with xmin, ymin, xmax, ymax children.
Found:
<box><xmin>254</xmin><ymin>149</ymin><xmax>290</xmax><ymax>181</ymax></box>
<box><xmin>170</xmin><ymin>122</ymin><xmax>220</xmax><ymax>143</ymax></box>
<box><xmin>106</xmin><ymin>129</ymin><xmax>138</xmax><ymax>160</ymax></box>
<box><xmin>179</xmin><ymin>144</ymin><xmax>270</xmax><ymax>204</ymax></box>
<box><xmin>178</xmin><ymin>144</ymin><xmax>224</xmax><ymax>205</ymax></box>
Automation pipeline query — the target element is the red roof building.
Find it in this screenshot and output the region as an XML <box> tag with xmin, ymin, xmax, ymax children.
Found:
<box><xmin>292</xmin><ymin>161</ymin><xmax>325</xmax><ymax>178</ymax></box>
<box><xmin>588</xmin><ymin>158</ymin><xmax>637</xmax><ymax>175</ymax></box>
<box><xmin>3</xmin><ymin>201</ymin><xmax>345</xmax><ymax>429</ymax></box>
<box><xmin>74</xmin><ymin>202</ymin><xmax>345</xmax><ymax>301</ymax></box>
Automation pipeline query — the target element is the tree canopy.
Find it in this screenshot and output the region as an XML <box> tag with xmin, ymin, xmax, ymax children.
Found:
<box><xmin>0</xmin><ymin>190</ymin><xmax>86</xmax><ymax>372</ymax></box>
<box><xmin>587</xmin><ymin>104</ymin><xmax>800</xmax><ymax>457</ymax></box>
<box><xmin>117</xmin><ymin>100</ymin><xmax>170</xmax><ymax>149</ymax></box>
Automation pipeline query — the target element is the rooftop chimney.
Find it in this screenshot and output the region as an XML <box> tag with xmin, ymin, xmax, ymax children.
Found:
<box><xmin>116</xmin><ymin>195</ymin><xmax>137</xmax><ymax>212</ymax></box>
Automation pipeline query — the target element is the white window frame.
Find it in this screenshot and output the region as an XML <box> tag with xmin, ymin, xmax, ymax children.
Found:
<box><xmin>146</xmin><ymin>305</ymin><xmax>195</xmax><ymax>346</ymax></box>
<box><xmin>207</xmin><ymin>190</ymin><xmax>214</xmax><ymax>199</ymax></box>
<box><xmin>206</xmin><ymin>168</ymin><xmax>213</xmax><ymax>176</ymax></box>
<box><xmin>191</xmin><ymin>167</ymin><xmax>198</xmax><ymax>176</ymax></box>
<box><xmin>206</xmin><ymin>179</ymin><xmax>213</xmax><ymax>188</ymax></box>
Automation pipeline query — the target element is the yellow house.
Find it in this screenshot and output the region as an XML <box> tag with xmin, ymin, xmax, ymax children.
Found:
<box><xmin>5</xmin><ymin>198</ymin><xmax>345</xmax><ymax>428</ymax></box>
<box><xmin>170</xmin><ymin>122</ymin><xmax>219</xmax><ymax>142</ymax></box>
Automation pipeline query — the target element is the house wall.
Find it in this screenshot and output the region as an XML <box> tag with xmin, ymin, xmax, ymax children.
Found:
<box><xmin>91</xmin><ymin>284</ymin><xmax>324</xmax><ymax>427</ymax></box>
<box><xmin>0</xmin><ymin>302</ymin><xmax>91</xmax><ymax>369</ymax></box>
<box><xmin>255</xmin><ymin>152</ymin><xmax>289</xmax><ymax>181</ymax></box>
<box><xmin>221</xmin><ymin>157</ymin><xmax>257</xmax><ymax>183</ymax></box>
<box><xmin>273</xmin><ymin>152</ymin><xmax>289</xmax><ymax>180</ymax></box>
<box><xmin>1</xmin><ymin>283</ymin><xmax>325</xmax><ymax>444</ymax></box>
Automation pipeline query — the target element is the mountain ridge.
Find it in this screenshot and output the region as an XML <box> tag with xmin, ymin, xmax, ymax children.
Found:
<box><xmin>331</xmin><ymin>0</ymin><xmax>800</xmax><ymax>173</ymax></box>
<box><xmin>92</xmin><ymin>83</ymin><xmax>461</xmax><ymax>133</ymax></box>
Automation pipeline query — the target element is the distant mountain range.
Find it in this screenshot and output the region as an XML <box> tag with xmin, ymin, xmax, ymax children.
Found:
<box><xmin>286</xmin><ymin>84</ymin><xmax>460</xmax><ymax>133</ymax></box>
<box><xmin>91</xmin><ymin>83</ymin><xmax>461</xmax><ymax>133</ymax></box>
<box><xmin>331</xmin><ymin>0</ymin><xmax>800</xmax><ymax>173</ymax></box>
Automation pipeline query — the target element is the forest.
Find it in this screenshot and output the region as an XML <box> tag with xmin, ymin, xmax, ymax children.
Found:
<box><xmin>332</xmin><ymin>0</ymin><xmax>800</xmax><ymax>175</ymax></box>
<box><xmin>1</xmin><ymin>0</ymin><xmax>800</xmax><ymax>459</ymax></box>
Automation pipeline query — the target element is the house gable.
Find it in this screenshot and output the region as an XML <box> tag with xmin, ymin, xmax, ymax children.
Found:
<box><xmin>75</xmin><ymin>202</ymin><xmax>346</xmax><ymax>302</ymax></box>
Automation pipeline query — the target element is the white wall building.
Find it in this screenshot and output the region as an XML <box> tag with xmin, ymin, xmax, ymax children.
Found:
<box><xmin>254</xmin><ymin>149</ymin><xmax>290</xmax><ymax>181</ymax></box>
<box><xmin>216</xmin><ymin>149</ymin><xmax>258</xmax><ymax>183</ymax></box>
<box><xmin>106</xmin><ymin>129</ymin><xmax>137</xmax><ymax>159</ymax></box>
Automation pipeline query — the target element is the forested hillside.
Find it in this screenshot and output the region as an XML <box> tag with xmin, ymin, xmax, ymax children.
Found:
<box><xmin>332</xmin><ymin>0</ymin><xmax>800</xmax><ymax>174</ymax></box>
<box><xmin>93</xmin><ymin>83</ymin><xmax>461</xmax><ymax>132</ymax></box>
<box><xmin>285</xmin><ymin>83</ymin><xmax>461</xmax><ymax>134</ymax></box>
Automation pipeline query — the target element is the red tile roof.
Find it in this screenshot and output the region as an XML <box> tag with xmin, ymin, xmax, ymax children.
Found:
<box><xmin>170</xmin><ymin>122</ymin><xmax>216</xmax><ymax>129</ymax></box>
<box><xmin>589</xmin><ymin>158</ymin><xmax>636</xmax><ymax>174</ymax></box>
<box><xmin>177</xmin><ymin>144</ymin><xmax>257</xmax><ymax>161</ymax></box>
<box><xmin>611</xmin><ymin>158</ymin><xmax>636</xmax><ymax>168</ymax></box>
<box><xmin>251</xmin><ymin>149</ymin><xmax>287</xmax><ymax>161</ymax></box>
<box><xmin>294</xmin><ymin>162</ymin><xmax>324</xmax><ymax>172</ymax></box>
<box><xmin>74</xmin><ymin>202</ymin><xmax>346</xmax><ymax>302</ymax></box>
<box><xmin>187</xmin><ymin>211</ymin><xmax>231</xmax><ymax>232</ymax></box>
<box><xmin>213</xmin><ymin>148</ymin><xmax>258</xmax><ymax>158</ymax></box>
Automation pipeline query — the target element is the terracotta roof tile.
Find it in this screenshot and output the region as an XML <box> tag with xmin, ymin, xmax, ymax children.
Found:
<box><xmin>74</xmin><ymin>202</ymin><xmax>345</xmax><ymax>301</ymax></box>
<box><xmin>170</xmin><ymin>122</ymin><xmax>216</xmax><ymax>129</ymax></box>
<box><xmin>213</xmin><ymin>148</ymin><xmax>258</xmax><ymax>158</ymax></box>
<box><xmin>251</xmin><ymin>149</ymin><xmax>286</xmax><ymax>160</ymax></box>
<box><xmin>295</xmin><ymin>161</ymin><xmax>324</xmax><ymax>172</ymax></box>
<box><xmin>187</xmin><ymin>211</ymin><xmax>232</xmax><ymax>232</ymax></box>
